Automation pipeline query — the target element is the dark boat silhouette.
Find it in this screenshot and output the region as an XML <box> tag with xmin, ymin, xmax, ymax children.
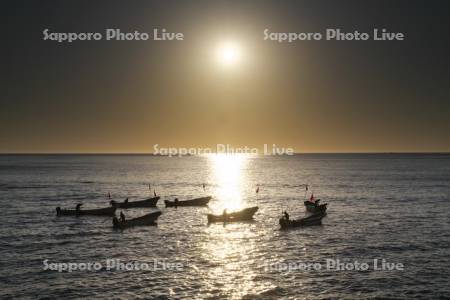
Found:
<box><xmin>111</xmin><ymin>196</ymin><xmax>159</xmax><ymax>208</ymax></box>
<box><xmin>164</xmin><ymin>196</ymin><xmax>211</xmax><ymax>207</ymax></box>
<box><xmin>279</xmin><ymin>211</ymin><xmax>326</xmax><ymax>229</ymax></box>
<box><xmin>113</xmin><ymin>211</ymin><xmax>162</xmax><ymax>229</ymax></box>
<box><xmin>56</xmin><ymin>206</ymin><xmax>116</xmax><ymax>216</ymax></box>
<box><xmin>207</xmin><ymin>206</ymin><xmax>259</xmax><ymax>223</ymax></box>
<box><xmin>304</xmin><ymin>200</ymin><xmax>328</xmax><ymax>213</ymax></box>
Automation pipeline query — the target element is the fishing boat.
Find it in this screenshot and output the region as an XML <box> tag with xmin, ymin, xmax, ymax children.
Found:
<box><xmin>164</xmin><ymin>196</ymin><xmax>211</xmax><ymax>207</ymax></box>
<box><xmin>113</xmin><ymin>211</ymin><xmax>162</xmax><ymax>229</ymax></box>
<box><xmin>279</xmin><ymin>212</ymin><xmax>326</xmax><ymax>229</ymax></box>
<box><xmin>56</xmin><ymin>206</ymin><xmax>116</xmax><ymax>216</ymax></box>
<box><xmin>207</xmin><ymin>206</ymin><xmax>259</xmax><ymax>223</ymax></box>
<box><xmin>111</xmin><ymin>197</ymin><xmax>159</xmax><ymax>208</ymax></box>
<box><xmin>304</xmin><ymin>200</ymin><xmax>328</xmax><ymax>213</ymax></box>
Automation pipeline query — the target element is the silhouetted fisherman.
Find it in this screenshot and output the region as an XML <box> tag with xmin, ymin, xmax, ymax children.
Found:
<box><xmin>284</xmin><ymin>211</ymin><xmax>289</xmax><ymax>220</ymax></box>
<box><xmin>124</xmin><ymin>198</ymin><xmax>129</xmax><ymax>204</ymax></box>
<box><xmin>174</xmin><ymin>198</ymin><xmax>179</xmax><ymax>207</ymax></box>
<box><xmin>75</xmin><ymin>203</ymin><xmax>83</xmax><ymax>215</ymax></box>
<box><xmin>120</xmin><ymin>211</ymin><xmax>126</xmax><ymax>222</ymax></box>
<box><xmin>113</xmin><ymin>216</ymin><xmax>119</xmax><ymax>227</ymax></box>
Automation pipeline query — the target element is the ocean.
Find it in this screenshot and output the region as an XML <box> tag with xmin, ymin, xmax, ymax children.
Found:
<box><xmin>0</xmin><ymin>154</ymin><xmax>449</xmax><ymax>299</ymax></box>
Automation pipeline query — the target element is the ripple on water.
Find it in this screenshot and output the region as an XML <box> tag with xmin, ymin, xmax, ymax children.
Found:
<box><xmin>0</xmin><ymin>155</ymin><xmax>450</xmax><ymax>299</ymax></box>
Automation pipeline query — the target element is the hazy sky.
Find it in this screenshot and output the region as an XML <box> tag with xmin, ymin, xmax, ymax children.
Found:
<box><xmin>1</xmin><ymin>0</ymin><xmax>449</xmax><ymax>153</ymax></box>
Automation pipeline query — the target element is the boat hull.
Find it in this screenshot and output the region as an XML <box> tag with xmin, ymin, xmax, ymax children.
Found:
<box><xmin>207</xmin><ymin>206</ymin><xmax>259</xmax><ymax>223</ymax></box>
<box><xmin>115</xmin><ymin>197</ymin><xmax>159</xmax><ymax>208</ymax></box>
<box><xmin>280</xmin><ymin>212</ymin><xmax>326</xmax><ymax>229</ymax></box>
<box><xmin>113</xmin><ymin>211</ymin><xmax>162</xmax><ymax>229</ymax></box>
<box><xmin>165</xmin><ymin>196</ymin><xmax>211</xmax><ymax>207</ymax></box>
<box><xmin>56</xmin><ymin>206</ymin><xmax>116</xmax><ymax>216</ymax></box>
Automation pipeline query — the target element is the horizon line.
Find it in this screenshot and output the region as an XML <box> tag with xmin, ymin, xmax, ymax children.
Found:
<box><xmin>0</xmin><ymin>152</ymin><xmax>449</xmax><ymax>155</ymax></box>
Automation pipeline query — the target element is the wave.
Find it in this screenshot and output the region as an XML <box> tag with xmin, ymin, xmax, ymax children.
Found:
<box><xmin>1</xmin><ymin>184</ymin><xmax>51</xmax><ymax>191</ymax></box>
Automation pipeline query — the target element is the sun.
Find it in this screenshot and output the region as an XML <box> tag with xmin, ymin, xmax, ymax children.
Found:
<box><xmin>217</xmin><ymin>42</ymin><xmax>241</xmax><ymax>66</ymax></box>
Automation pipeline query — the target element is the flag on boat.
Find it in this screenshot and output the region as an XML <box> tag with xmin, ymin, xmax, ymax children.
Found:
<box><xmin>154</xmin><ymin>190</ymin><xmax>157</xmax><ymax>197</ymax></box>
<box><xmin>310</xmin><ymin>193</ymin><xmax>315</xmax><ymax>202</ymax></box>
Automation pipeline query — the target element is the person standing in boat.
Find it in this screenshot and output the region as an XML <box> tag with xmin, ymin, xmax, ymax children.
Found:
<box><xmin>283</xmin><ymin>211</ymin><xmax>289</xmax><ymax>220</ymax></box>
<box><xmin>120</xmin><ymin>211</ymin><xmax>126</xmax><ymax>222</ymax></box>
<box><xmin>75</xmin><ymin>203</ymin><xmax>83</xmax><ymax>216</ymax></box>
<box><xmin>113</xmin><ymin>216</ymin><xmax>119</xmax><ymax>227</ymax></box>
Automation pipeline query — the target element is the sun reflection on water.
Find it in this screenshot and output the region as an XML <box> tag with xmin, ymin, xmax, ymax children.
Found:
<box><xmin>199</xmin><ymin>224</ymin><xmax>275</xmax><ymax>299</ymax></box>
<box><xmin>198</xmin><ymin>154</ymin><xmax>275</xmax><ymax>298</ymax></box>
<box><xmin>207</xmin><ymin>153</ymin><xmax>251</xmax><ymax>213</ymax></box>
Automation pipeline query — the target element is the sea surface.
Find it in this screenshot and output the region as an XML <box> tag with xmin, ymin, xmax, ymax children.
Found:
<box><xmin>0</xmin><ymin>154</ymin><xmax>449</xmax><ymax>299</ymax></box>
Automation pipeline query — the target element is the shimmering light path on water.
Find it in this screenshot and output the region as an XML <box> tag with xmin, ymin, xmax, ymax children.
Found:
<box><xmin>0</xmin><ymin>154</ymin><xmax>449</xmax><ymax>299</ymax></box>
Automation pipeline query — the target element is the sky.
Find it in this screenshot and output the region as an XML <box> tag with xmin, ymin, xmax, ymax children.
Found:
<box><xmin>1</xmin><ymin>0</ymin><xmax>450</xmax><ymax>153</ymax></box>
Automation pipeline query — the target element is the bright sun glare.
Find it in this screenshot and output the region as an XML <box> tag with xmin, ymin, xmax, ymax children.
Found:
<box><xmin>208</xmin><ymin>153</ymin><xmax>249</xmax><ymax>212</ymax></box>
<box><xmin>217</xmin><ymin>42</ymin><xmax>241</xmax><ymax>66</ymax></box>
